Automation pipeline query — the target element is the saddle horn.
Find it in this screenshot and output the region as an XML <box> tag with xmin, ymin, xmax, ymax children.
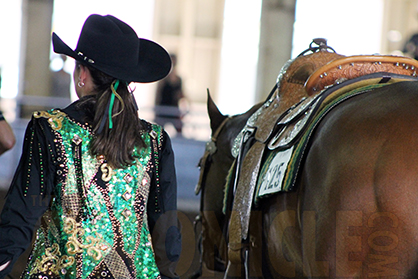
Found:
<box><xmin>297</xmin><ymin>38</ymin><xmax>336</xmax><ymax>57</ymax></box>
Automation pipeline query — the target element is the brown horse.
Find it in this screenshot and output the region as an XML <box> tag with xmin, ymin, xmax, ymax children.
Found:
<box><xmin>194</xmin><ymin>91</ymin><xmax>262</xmax><ymax>276</ymax></box>
<box><xmin>195</xmin><ymin>40</ymin><xmax>418</xmax><ymax>278</ymax></box>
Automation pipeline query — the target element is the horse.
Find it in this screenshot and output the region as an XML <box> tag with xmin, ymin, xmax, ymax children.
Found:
<box><xmin>194</xmin><ymin>39</ymin><xmax>418</xmax><ymax>278</ymax></box>
<box><xmin>193</xmin><ymin>90</ymin><xmax>262</xmax><ymax>277</ymax></box>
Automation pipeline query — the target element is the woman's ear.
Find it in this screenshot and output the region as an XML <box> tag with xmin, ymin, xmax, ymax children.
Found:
<box><xmin>75</xmin><ymin>64</ymin><xmax>95</xmax><ymax>97</ymax></box>
<box><xmin>78</xmin><ymin>64</ymin><xmax>89</xmax><ymax>84</ymax></box>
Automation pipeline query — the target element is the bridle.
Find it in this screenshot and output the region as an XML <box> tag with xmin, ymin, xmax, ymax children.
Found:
<box><xmin>195</xmin><ymin>116</ymin><xmax>231</xmax><ymax>195</ymax></box>
<box><xmin>190</xmin><ymin>116</ymin><xmax>231</xmax><ymax>279</ymax></box>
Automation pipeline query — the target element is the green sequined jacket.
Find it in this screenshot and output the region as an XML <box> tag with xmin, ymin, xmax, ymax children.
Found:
<box><xmin>0</xmin><ymin>100</ymin><xmax>181</xmax><ymax>279</ymax></box>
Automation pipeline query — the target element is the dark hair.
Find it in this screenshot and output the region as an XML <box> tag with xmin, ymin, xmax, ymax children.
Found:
<box><xmin>76</xmin><ymin>62</ymin><xmax>146</xmax><ymax>169</ymax></box>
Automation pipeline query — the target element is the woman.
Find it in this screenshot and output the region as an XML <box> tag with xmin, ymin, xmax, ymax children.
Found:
<box><xmin>154</xmin><ymin>53</ymin><xmax>185</xmax><ymax>134</ymax></box>
<box><xmin>0</xmin><ymin>14</ymin><xmax>181</xmax><ymax>279</ymax></box>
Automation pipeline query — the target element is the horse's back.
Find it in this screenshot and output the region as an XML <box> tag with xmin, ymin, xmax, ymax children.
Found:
<box><xmin>301</xmin><ymin>80</ymin><xmax>418</xmax><ymax>278</ymax></box>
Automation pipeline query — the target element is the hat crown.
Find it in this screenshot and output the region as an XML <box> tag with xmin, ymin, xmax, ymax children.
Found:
<box><xmin>52</xmin><ymin>14</ymin><xmax>171</xmax><ymax>83</ymax></box>
<box><xmin>75</xmin><ymin>15</ymin><xmax>139</xmax><ymax>68</ymax></box>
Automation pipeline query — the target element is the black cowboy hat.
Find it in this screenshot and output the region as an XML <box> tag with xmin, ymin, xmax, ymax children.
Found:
<box><xmin>52</xmin><ymin>14</ymin><xmax>171</xmax><ymax>83</ymax></box>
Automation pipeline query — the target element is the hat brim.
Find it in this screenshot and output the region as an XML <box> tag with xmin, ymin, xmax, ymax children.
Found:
<box><xmin>52</xmin><ymin>32</ymin><xmax>171</xmax><ymax>83</ymax></box>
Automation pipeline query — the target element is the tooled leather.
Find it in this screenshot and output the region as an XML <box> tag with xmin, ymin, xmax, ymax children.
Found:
<box><xmin>228</xmin><ymin>51</ymin><xmax>345</xmax><ymax>264</ymax></box>
<box><xmin>253</xmin><ymin>90</ymin><xmax>281</xmax><ymax>143</ymax></box>
<box><xmin>306</xmin><ymin>55</ymin><xmax>418</xmax><ymax>95</ymax></box>
<box><xmin>254</xmin><ymin>51</ymin><xmax>344</xmax><ymax>144</ymax></box>
<box><xmin>228</xmin><ymin>141</ymin><xmax>264</xmax><ymax>264</ymax></box>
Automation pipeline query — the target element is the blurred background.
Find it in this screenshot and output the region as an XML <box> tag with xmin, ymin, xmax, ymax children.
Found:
<box><xmin>1</xmin><ymin>0</ymin><xmax>418</xmax><ymax>277</ymax></box>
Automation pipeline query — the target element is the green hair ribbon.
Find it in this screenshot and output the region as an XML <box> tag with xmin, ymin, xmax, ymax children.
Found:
<box><xmin>108</xmin><ymin>80</ymin><xmax>118</xmax><ymax>129</ymax></box>
<box><xmin>108</xmin><ymin>80</ymin><xmax>126</xmax><ymax>129</ymax></box>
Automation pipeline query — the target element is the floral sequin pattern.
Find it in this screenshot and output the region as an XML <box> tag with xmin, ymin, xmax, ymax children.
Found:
<box><xmin>63</xmin><ymin>216</ymin><xmax>109</xmax><ymax>261</ymax></box>
<box><xmin>33</xmin><ymin>110</ymin><xmax>67</xmax><ymax>131</ymax></box>
<box><xmin>29</xmin><ymin>243</ymin><xmax>75</xmax><ymax>277</ymax></box>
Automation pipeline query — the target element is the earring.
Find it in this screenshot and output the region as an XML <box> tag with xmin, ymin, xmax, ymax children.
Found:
<box><xmin>78</xmin><ymin>81</ymin><xmax>85</xmax><ymax>87</ymax></box>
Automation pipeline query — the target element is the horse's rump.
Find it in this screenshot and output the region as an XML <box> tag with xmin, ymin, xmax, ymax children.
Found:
<box><xmin>285</xmin><ymin>80</ymin><xmax>418</xmax><ymax>278</ymax></box>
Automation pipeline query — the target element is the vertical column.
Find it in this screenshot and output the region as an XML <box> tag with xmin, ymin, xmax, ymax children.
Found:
<box><xmin>255</xmin><ymin>0</ymin><xmax>296</xmax><ymax>102</ymax></box>
<box><xmin>19</xmin><ymin>0</ymin><xmax>54</xmax><ymax>118</ymax></box>
<box><xmin>381</xmin><ymin>0</ymin><xmax>418</xmax><ymax>55</ymax></box>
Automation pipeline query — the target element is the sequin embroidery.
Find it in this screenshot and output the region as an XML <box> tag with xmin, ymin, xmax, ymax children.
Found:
<box><xmin>23</xmin><ymin>109</ymin><xmax>162</xmax><ymax>279</ymax></box>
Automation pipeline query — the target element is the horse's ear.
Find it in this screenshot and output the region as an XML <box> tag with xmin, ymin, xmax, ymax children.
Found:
<box><xmin>207</xmin><ymin>89</ymin><xmax>228</xmax><ymax>133</ymax></box>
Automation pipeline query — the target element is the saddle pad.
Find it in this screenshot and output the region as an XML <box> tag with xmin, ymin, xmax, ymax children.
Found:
<box><xmin>255</xmin><ymin>82</ymin><xmax>389</xmax><ymax>202</ymax></box>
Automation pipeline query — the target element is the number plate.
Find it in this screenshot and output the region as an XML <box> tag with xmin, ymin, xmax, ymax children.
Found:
<box><xmin>258</xmin><ymin>147</ymin><xmax>293</xmax><ymax>197</ymax></box>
